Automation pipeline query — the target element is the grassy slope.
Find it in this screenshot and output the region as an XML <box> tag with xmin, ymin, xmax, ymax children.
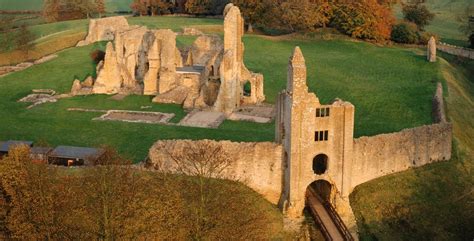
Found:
<box><xmin>396</xmin><ymin>0</ymin><xmax>473</xmax><ymax>47</ymax></box>
<box><xmin>350</xmin><ymin>55</ymin><xmax>474</xmax><ymax>240</ymax></box>
<box><xmin>0</xmin><ymin>16</ymin><xmax>222</xmax><ymax>65</ymax></box>
<box><xmin>243</xmin><ymin>36</ymin><xmax>440</xmax><ymax>137</ymax></box>
<box><xmin>0</xmin><ymin>0</ymin><xmax>132</xmax><ymax>12</ymax></box>
<box><xmin>424</xmin><ymin>0</ymin><xmax>473</xmax><ymax>47</ymax></box>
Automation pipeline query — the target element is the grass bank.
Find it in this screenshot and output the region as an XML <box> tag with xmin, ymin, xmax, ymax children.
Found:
<box><xmin>350</xmin><ymin>53</ymin><xmax>474</xmax><ymax>241</ymax></box>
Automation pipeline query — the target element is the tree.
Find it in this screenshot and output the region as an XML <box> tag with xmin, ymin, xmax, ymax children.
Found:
<box><xmin>185</xmin><ymin>0</ymin><xmax>213</xmax><ymax>15</ymax></box>
<box><xmin>16</xmin><ymin>24</ymin><xmax>36</xmax><ymax>58</ymax></box>
<box><xmin>391</xmin><ymin>21</ymin><xmax>419</xmax><ymax>44</ymax></box>
<box><xmin>332</xmin><ymin>0</ymin><xmax>395</xmax><ymax>41</ymax></box>
<box><xmin>0</xmin><ymin>145</ymin><xmax>74</xmax><ymax>240</ymax></box>
<box><xmin>95</xmin><ymin>0</ymin><xmax>105</xmax><ymax>18</ymax></box>
<box><xmin>43</xmin><ymin>0</ymin><xmax>61</xmax><ymax>22</ymax></box>
<box><xmin>0</xmin><ymin>16</ymin><xmax>16</xmax><ymax>52</ymax></box>
<box><xmin>458</xmin><ymin>6</ymin><xmax>474</xmax><ymax>48</ymax></box>
<box><xmin>159</xmin><ymin>140</ymin><xmax>235</xmax><ymax>239</ymax></box>
<box><xmin>130</xmin><ymin>0</ymin><xmax>148</xmax><ymax>16</ymax></box>
<box><xmin>77</xmin><ymin>0</ymin><xmax>97</xmax><ymax>19</ymax></box>
<box><xmin>402</xmin><ymin>3</ymin><xmax>435</xmax><ymax>30</ymax></box>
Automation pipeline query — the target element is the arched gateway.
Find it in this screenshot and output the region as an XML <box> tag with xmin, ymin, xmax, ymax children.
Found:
<box><xmin>275</xmin><ymin>47</ymin><xmax>355</xmax><ymax>220</ymax></box>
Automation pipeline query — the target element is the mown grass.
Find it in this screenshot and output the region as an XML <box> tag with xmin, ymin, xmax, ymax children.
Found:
<box><xmin>243</xmin><ymin>36</ymin><xmax>441</xmax><ymax>137</ymax></box>
<box><xmin>350</xmin><ymin>54</ymin><xmax>474</xmax><ymax>241</ymax></box>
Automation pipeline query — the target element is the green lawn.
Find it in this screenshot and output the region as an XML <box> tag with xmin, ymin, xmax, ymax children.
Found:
<box><xmin>350</xmin><ymin>52</ymin><xmax>474</xmax><ymax>241</ymax></box>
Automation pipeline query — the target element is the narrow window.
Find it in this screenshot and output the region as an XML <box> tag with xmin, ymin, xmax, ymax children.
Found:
<box><xmin>324</xmin><ymin>130</ymin><xmax>329</xmax><ymax>141</ymax></box>
<box><xmin>326</xmin><ymin>108</ymin><xmax>330</xmax><ymax>117</ymax></box>
<box><xmin>316</xmin><ymin>109</ymin><xmax>320</xmax><ymax>117</ymax></box>
<box><xmin>319</xmin><ymin>131</ymin><xmax>324</xmax><ymax>141</ymax></box>
<box><xmin>315</xmin><ymin>132</ymin><xmax>319</xmax><ymax>141</ymax></box>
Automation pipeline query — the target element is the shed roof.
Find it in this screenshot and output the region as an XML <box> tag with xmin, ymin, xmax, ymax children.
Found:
<box><xmin>0</xmin><ymin>140</ymin><xmax>34</xmax><ymax>152</ymax></box>
<box><xmin>50</xmin><ymin>146</ymin><xmax>104</xmax><ymax>160</ymax></box>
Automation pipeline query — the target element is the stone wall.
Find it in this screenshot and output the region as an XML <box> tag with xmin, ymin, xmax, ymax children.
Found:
<box><xmin>148</xmin><ymin>139</ymin><xmax>283</xmax><ymax>204</ymax></box>
<box><xmin>77</xmin><ymin>16</ymin><xmax>130</xmax><ymax>46</ymax></box>
<box><xmin>350</xmin><ymin>123</ymin><xmax>452</xmax><ymax>189</ymax></box>
<box><xmin>432</xmin><ymin>82</ymin><xmax>446</xmax><ymax>123</ymax></box>
<box><xmin>438</xmin><ymin>42</ymin><xmax>474</xmax><ymax>59</ymax></box>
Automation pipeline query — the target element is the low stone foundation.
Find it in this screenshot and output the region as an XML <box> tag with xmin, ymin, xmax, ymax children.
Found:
<box><xmin>94</xmin><ymin>110</ymin><xmax>175</xmax><ymax>124</ymax></box>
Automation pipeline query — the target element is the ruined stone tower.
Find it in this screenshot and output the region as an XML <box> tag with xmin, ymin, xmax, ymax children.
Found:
<box><xmin>427</xmin><ymin>36</ymin><xmax>437</xmax><ymax>62</ymax></box>
<box><xmin>276</xmin><ymin>47</ymin><xmax>355</xmax><ymax>218</ymax></box>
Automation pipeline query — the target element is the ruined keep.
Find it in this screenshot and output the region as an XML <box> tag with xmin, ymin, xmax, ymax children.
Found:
<box><xmin>79</xmin><ymin>4</ymin><xmax>265</xmax><ymax>114</ymax></box>
<box><xmin>149</xmin><ymin>47</ymin><xmax>453</xmax><ymax>236</ymax></box>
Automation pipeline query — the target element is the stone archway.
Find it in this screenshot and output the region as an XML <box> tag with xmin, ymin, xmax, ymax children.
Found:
<box><xmin>307</xmin><ymin>179</ymin><xmax>332</xmax><ymax>203</ymax></box>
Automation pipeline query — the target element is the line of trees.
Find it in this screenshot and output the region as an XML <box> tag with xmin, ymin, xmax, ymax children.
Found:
<box><xmin>232</xmin><ymin>0</ymin><xmax>398</xmax><ymax>42</ymax></box>
<box><xmin>43</xmin><ymin>0</ymin><xmax>105</xmax><ymax>23</ymax></box>
<box><xmin>0</xmin><ymin>144</ymin><xmax>275</xmax><ymax>240</ymax></box>
<box><xmin>0</xmin><ymin>17</ymin><xmax>36</xmax><ymax>56</ymax></box>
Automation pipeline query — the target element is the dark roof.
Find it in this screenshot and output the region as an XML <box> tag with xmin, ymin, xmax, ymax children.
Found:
<box><xmin>49</xmin><ymin>146</ymin><xmax>104</xmax><ymax>160</ymax></box>
<box><xmin>0</xmin><ymin>140</ymin><xmax>34</xmax><ymax>152</ymax></box>
<box><xmin>30</xmin><ymin>147</ymin><xmax>53</xmax><ymax>155</ymax></box>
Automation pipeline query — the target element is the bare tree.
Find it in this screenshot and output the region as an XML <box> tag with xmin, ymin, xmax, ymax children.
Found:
<box><xmin>159</xmin><ymin>140</ymin><xmax>236</xmax><ymax>239</ymax></box>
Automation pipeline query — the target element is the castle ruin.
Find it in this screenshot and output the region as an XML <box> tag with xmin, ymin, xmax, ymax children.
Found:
<box><xmin>77</xmin><ymin>4</ymin><xmax>264</xmax><ymax>114</ymax></box>
<box><xmin>148</xmin><ymin>47</ymin><xmax>452</xmax><ymax>236</ymax></box>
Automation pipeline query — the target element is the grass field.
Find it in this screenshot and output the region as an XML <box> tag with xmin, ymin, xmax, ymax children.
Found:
<box><xmin>395</xmin><ymin>0</ymin><xmax>473</xmax><ymax>47</ymax></box>
<box><xmin>0</xmin><ymin>16</ymin><xmax>222</xmax><ymax>65</ymax></box>
<box><xmin>350</xmin><ymin>54</ymin><xmax>474</xmax><ymax>240</ymax></box>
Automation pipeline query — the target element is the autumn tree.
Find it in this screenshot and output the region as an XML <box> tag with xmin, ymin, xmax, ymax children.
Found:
<box><xmin>16</xmin><ymin>24</ymin><xmax>36</xmax><ymax>58</ymax></box>
<box><xmin>0</xmin><ymin>16</ymin><xmax>15</xmax><ymax>52</ymax></box>
<box><xmin>402</xmin><ymin>2</ymin><xmax>435</xmax><ymax>30</ymax></box>
<box><xmin>43</xmin><ymin>0</ymin><xmax>61</xmax><ymax>22</ymax></box>
<box><xmin>332</xmin><ymin>0</ymin><xmax>395</xmax><ymax>42</ymax></box>
<box><xmin>159</xmin><ymin>140</ymin><xmax>236</xmax><ymax>239</ymax></box>
<box><xmin>0</xmin><ymin>145</ymin><xmax>74</xmax><ymax>240</ymax></box>
<box><xmin>95</xmin><ymin>0</ymin><xmax>105</xmax><ymax>18</ymax></box>
<box><xmin>130</xmin><ymin>0</ymin><xmax>148</xmax><ymax>16</ymax></box>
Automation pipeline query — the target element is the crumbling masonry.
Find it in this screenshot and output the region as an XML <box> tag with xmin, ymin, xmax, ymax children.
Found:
<box><xmin>149</xmin><ymin>47</ymin><xmax>452</xmax><ymax>236</ymax></box>
<box><xmin>79</xmin><ymin>4</ymin><xmax>264</xmax><ymax>114</ymax></box>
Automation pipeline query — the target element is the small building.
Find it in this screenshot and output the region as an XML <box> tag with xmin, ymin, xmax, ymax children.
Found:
<box><xmin>30</xmin><ymin>147</ymin><xmax>53</xmax><ymax>164</ymax></box>
<box><xmin>0</xmin><ymin>140</ymin><xmax>34</xmax><ymax>159</ymax></box>
<box><xmin>48</xmin><ymin>146</ymin><xmax>105</xmax><ymax>167</ymax></box>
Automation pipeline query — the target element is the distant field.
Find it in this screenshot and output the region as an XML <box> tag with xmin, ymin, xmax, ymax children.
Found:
<box><xmin>0</xmin><ymin>0</ymin><xmax>132</xmax><ymax>12</ymax></box>
<box><xmin>396</xmin><ymin>0</ymin><xmax>473</xmax><ymax>47</ymax></box>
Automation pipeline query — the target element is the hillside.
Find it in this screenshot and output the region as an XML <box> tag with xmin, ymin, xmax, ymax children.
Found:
<box><xmin>0</xmin><ymin>0</ymin><xmax>132</xmax><ymax>12</ymax></box>
<box><xmin>396</xmin><ymin>0</ymin><xmax>473</xmax><ymax>47</ymax></box>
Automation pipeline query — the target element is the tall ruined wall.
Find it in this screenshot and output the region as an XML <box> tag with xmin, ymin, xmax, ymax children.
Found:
<box><xmin>77</xmin><ymin>16</ymin><xmax>130</xmax><ymax>46</ymax></box>
<box><xmin>148</xmin><ymin>140</ymin><xmax>283</xmax><ymax>204</ymax></box>
<box><xmin>350</xmin><ymin>123</ymin><xmax>452</xmax><ymax>189</ymax></box>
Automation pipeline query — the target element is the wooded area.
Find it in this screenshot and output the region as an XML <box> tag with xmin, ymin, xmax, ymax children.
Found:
<box><xmin>0</xmin><ymin>145</ymin><xmax>278</xmax><ymax>240</ymax></box>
